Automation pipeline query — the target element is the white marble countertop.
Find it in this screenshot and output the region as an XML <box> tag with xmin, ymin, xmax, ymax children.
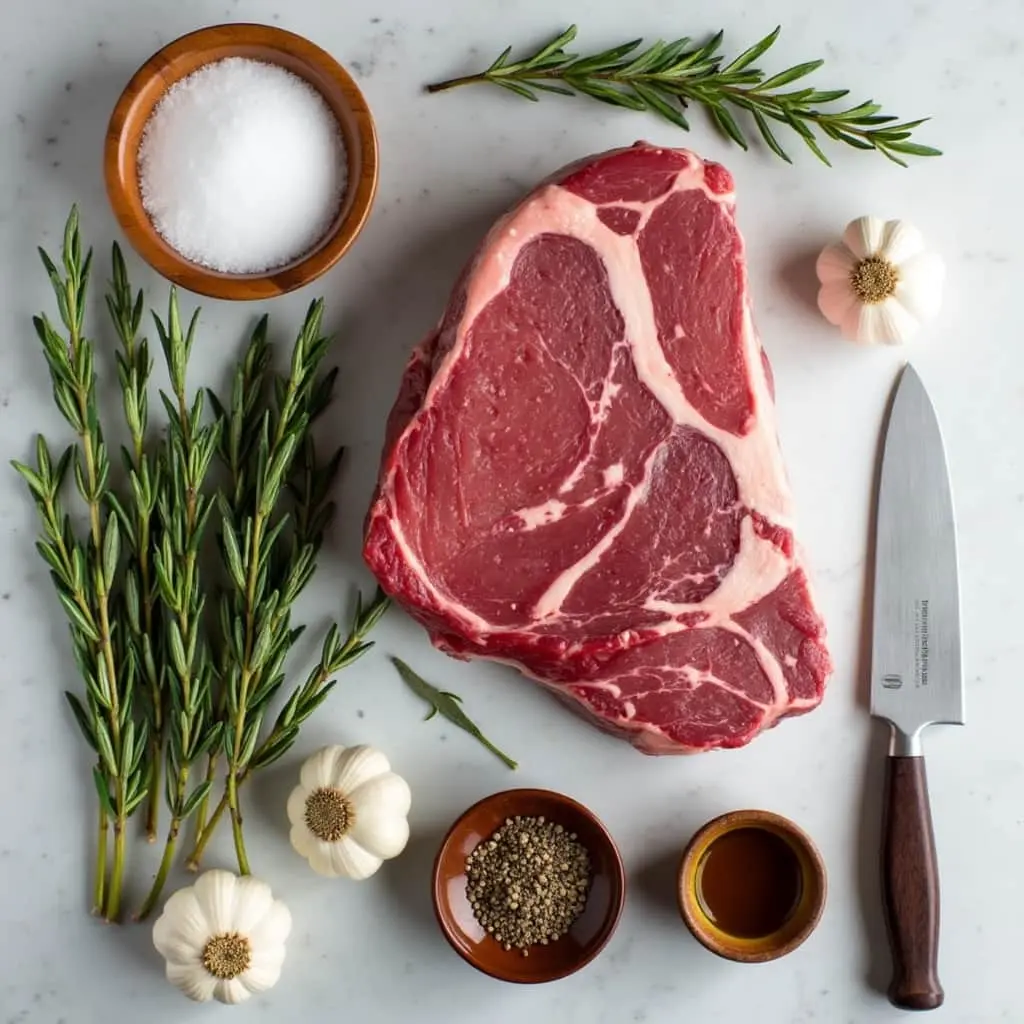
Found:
<box><xmin>0</xmin><ymin>1</ymin><xmax>1019</xmax><ymax>1022</ymax></box>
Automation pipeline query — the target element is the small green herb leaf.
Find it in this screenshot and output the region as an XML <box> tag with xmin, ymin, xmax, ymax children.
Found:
<box><xmin>392</xmin><ymin>657</ymin><xmax>518</xmax><ymax>770</ymax></box>
<box><xmin>722</xmin><ymin>25</ymin><xmax>780</xmax><ymax>73</ymax></box>
<box><xmin>92</xmin><ymin>767</ymin><xmax>116</xmax><ymax>817</ymax></box>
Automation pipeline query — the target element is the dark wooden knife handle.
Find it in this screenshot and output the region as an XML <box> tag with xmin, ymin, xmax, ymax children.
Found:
<box><xmin>881</xmin><ymin>755</ymin><xmax>944</xmax><ymax>1011</ymax></box>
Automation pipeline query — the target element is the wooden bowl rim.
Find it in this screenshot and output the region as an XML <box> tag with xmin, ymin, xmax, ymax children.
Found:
<box><xmin>103</xmin><ymin>22</ymin><xmax>378</xmax><ymax>300</ymax></box>
<box><xmin>431</xmin><ymin>787</ymin><xmax>627</xmax><ymax>984</ymax></box>
<box><xmin>676</xmin><ymin>808</ymin><xmax>828</xmax><ymax>964</ymax></box>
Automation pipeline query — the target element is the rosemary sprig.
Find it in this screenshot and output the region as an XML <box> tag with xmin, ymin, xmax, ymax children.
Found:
<box><xmin>427</xmin><ymin>25</ymin><xmax>940</xmax><ymax>167</ymax></box>
<box><xmin>187</xmin><ymin>310</ymin><xmax>369</xmax><ymax>872</ymax></box>
<box><xmin>12</xmin><ymin>208</ymin><xmax>148</xmax><ymax>921</ymax></box>
<box><xmin>105</xmin><ymin>244</ymin><xmax>164</xmax><ymax>842</ymax></box>
<box><xmin>187</xmin><ymin>588</ymin><xmax>390</xmax><ymax>869</ymax></box>
<box><xmin>190</xmin><ymin>322</ymin><xmax>273</xmax><ymax>842</ymax></box>
<box><xmin>209</xmin><ymin>301</ymin><xmax>340</xmax><ymax>875</ymax></box>
<box><xmin>16</xmin><ymin>438</ymin><xmax>109</xmax><ymax>914</ymax></box>
<box><xmin>134</xmin><ymin>290</ymin><xmax>223</xmax><ymax>920</ymax></box>
<box><xmin>392</xmin><ymin>658</ymin><xmax>518</xmax><ymax>770</ymax></box>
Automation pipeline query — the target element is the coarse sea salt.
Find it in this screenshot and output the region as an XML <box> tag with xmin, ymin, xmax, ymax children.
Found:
<box><xmin>138</xmin><ymin>57</ymin><xmax>347</xmax><ymax>274</ymax></box>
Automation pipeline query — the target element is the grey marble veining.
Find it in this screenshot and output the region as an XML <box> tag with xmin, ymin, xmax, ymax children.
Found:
<box><xmin>0</xmin><ymin>1</ymin><xmax>1020</xmax><ymax>1022</ymax></box>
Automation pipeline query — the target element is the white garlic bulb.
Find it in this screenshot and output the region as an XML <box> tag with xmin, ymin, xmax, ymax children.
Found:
<box><xmin>287</xmin><ymin>744</ymin><xmax>412</xmax><ymax>880</ymax></box>
<box><xmin>152</xmin><ymin>869</ymin><xmax>292</xmax><ymax>1004</ymax></box>
<box><xmin>815</xmin><ymin>216</ymin><xmax>944</xmax><ymax>346</ymax></box>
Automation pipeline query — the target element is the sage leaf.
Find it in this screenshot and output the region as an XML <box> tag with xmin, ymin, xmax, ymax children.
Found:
<box><xmin>392</xmin><ymin>657</ymin><xmax>518</xmax><ymax>770</ymax></box>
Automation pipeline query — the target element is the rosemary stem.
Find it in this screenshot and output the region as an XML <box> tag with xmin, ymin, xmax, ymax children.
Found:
<box><xmin>186</xmin><ymin>763</ymin><xmax>256</xmax><ymax>870</ymax></box>
<box><xmin>227</xmin><ymin>770</ymin><xmax>250</xmax><ymax>876</ymax></box>
<box><xmin>105</xmin><ymin>817</ymin><xmax>127</xmax><ymax>923</ymax></box>
<box><xmin>191</xmin><ymin>752</ymin><xmax>219</xmax><ymax>845</ymax></box>
<box><xmin>186</xmin><ymin>791</ymin><xmax>227</xmax><ymax>871</ymax></box>
<box><xmin>135</xmin><ymin>809</ymin><xmax>182</xmax><ymax>920</ymax></box>
<box><xmin>137</xmin><ymin>743</ymin><xmax>191</xmax><ymax>918</ymax></box>
<box><xmin>92</xmin><ymin>801</ymin><xmax>108</xmax><ymax>915</ymax></box>
<box><xmin>425</xmin><ymin>74</ymin><xmax>485</xmax><ymax>93</ymax></box>
<box><xmin>140</xmin><ymin>520</ymin><xmax>161</xmax><ymax>843</ymax></box>
<box><xmin>43</xmin><ymin>482</ymin><xmax>117</xmax><ymax>912</ymax></box>
<box><xmin>80</xmin><ymin>426</ymin><xmax>121</xmax><ymax>753</ymax></box>
<box><xmin>217</xmin><ymin>536</ymin><xmax>262</xmax><ymax>872</ymax></box>
<box><xmin>144</xmin><ymin>742</ymin><xmax>161</xmax><ymax>842</ymax></box>
<box><xmin>95</xmin><ymin>581</ymin><xmax>128</xmax><ymax>922</ymax></box>
<box><xmin>76</xmin><ymin>367</ymin><xmax>128</xmax><ymax>922</ymax></box>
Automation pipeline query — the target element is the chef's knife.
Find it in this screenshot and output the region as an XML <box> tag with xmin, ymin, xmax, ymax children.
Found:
<box><xmin>871</xmin><ymin>363</ymin><xmax>963</xmax><ymax>1012</ymax></box>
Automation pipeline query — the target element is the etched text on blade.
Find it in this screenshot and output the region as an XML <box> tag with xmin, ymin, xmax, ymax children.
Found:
<box><xmin>877</xmin><ymin>598</ymin><xmax>932</xmax><ymax>692</ymax></box>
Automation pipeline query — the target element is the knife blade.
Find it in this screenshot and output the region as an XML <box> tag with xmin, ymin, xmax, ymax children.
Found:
<box><xmin>871</xmin><ymin>363</ymin><xmax>963</xmax><ymax>1012</ymax></box>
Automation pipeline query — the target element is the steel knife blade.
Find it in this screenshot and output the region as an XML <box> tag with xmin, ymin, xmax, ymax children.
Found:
<box><xmin>870</xmin><ymin>362</ymin><xmax>963</xmax><ymax>1012</ymax></box>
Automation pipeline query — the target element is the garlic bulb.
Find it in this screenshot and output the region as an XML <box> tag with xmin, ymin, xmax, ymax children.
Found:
<box><xmin>287</xmin><ymin>744</ymin><xmax>412</xmax><ymax>880</ymax></box>
<box><xmin>815</xmin><ymin>216</ymin><xmax>944</xmax><ymax>346</ymax></box>
<box><xmin>152</xmin><ymin>869</ymin><xmax>291</xmax><ymax>1004</ymax></box>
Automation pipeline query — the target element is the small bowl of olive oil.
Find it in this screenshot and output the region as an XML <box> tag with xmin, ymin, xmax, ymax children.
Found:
<box><xmin>677</xmin><ymin>809</ymin><xmax>827</xmax><ymax>963</ymax></box>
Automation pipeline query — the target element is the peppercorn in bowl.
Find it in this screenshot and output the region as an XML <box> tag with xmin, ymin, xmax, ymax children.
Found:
<box><xmin>432</xmin><ymin>788</ymin><xmax>625</xmax><ymax>983</ymax></box>
<box><xmin>104</xmin><ymin>23</ymin><xmax>378</xmax><ymax>300</ymax></box>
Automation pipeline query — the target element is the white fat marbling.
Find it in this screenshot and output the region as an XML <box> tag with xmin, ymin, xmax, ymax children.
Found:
<box><xmin>0</xmin><ymin>1</ymin><xmax>1020</xmax><ymax>1022</ymax></box>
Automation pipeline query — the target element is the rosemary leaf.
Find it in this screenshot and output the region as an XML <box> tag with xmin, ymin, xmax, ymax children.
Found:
<box><xmin>567</xmin><ymin>39</ymin><xmax>642</xmax><ymax>75</ymax></box>
<box><xmin>752</xmin><ymin>108</ymin><xmax>792</xmax><ymax>163</ymax></box>
<box><xmin>722</xmin><ymin>25</ymin><xmax>780</xmax><ymax>73</ymax></box>
<box><xmin>487</xmin><ymin>44</ymin><xmax>513</xmax><ymax>73</ymax></box>
<box><xmin>65</xmin><ymin>691</ymin><xmax>97</xmax><ymax>747</ymax></box>
<box><xmin>709</xmin><ymin>104</ymin><xmax>749</xmax><ymax>150</ymax></box>
<box><xmin>884</xmin><ymin>140</ymin><xmax>943</xmax><ymax>158</ymax></box>
<box><xmin>567</xmin><ymin>76</ymin><xmax>647</xmax><ymax>110</ymax></box>
<box><xmin>523</xmin><ymin>80</ymin><xmax>577</xmax><ymax>97</ymax></box>
<box><xmin>496</xmin><ymin>79</ymin><xmax>539</xmax><ymax>102</ymax></box>
<box><xmin>754</xmin><ymin>59</ymin><xmax>824</xmax><ymax>92</ymax></box>
<box><xmin>630</xmin><ymin>81</ymin><xmax>691</xmax><ymax>130</ymax></box>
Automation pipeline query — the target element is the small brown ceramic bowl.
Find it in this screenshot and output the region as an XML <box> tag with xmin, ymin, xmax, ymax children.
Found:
<box><xmin>677</xmin><ymin>809</ymin><xmax>827</xmax><ymax>964</ymax></box>
<box><xmin>432</xmin><ymin>788</ymin><xmax>626</xmax><ymax>983</ymax></box>
<box><xmin>104</xmin><ymin>23</ymin><xmax>378</xmax><ymax>300</ymax></box>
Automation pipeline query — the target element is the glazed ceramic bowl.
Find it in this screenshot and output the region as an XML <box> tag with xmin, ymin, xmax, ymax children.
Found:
<box><xmin>677</xmin><ymin>808</ymin><xmax>827</xmax><ymax>963</ymax></box>
<box><xmin>432</xmin><ymin>788</ymin><xmax>626</xmax><ymax>983</ymax></box>
<box><xmin>104</xmin><ymin>23</ymin><xmax>378</xmax><ymax>300</ymax></box>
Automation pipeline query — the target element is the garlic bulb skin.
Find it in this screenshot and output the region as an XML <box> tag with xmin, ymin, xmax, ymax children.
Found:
<box><xmin>287</xmin><ymin>744</ymin><xmax>412</xmax><ymax>880</ymax></box>
<box><xmin>816</xmin><ymin>215</ymin><xmax>945</xmax><ymax>346</ymax></box>
<box><xmin>152</xmin><ymin>869</ymin><xmax>292</xmax><ymax>1004</ymax></box>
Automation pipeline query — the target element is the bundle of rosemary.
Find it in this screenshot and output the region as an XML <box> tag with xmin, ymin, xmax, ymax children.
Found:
<box><xmin>14</xmin><ymin>208</ymin><xmax>388</xmax><ymax>922</ymax></box>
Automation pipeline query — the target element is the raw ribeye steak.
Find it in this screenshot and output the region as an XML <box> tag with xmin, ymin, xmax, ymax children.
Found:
<box><xmin>364</xmin><ymin>142</ymin><xmax>832</xmax><ymax>754</ymax></box>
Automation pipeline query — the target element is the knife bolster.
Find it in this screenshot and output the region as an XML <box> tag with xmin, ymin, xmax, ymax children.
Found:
<box><xmin>889</xmin><ymin>724</ymin><xmax>925</xmax><ymax>757</ymax></box>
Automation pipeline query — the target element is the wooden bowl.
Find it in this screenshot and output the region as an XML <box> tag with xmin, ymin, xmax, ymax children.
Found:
<box><xmin>104</xmin><ymin>23</ymin><xmax>378</xmax><ymax>300</ymax></box>
<box><xmin>677</xmin><ymin>809</ymin><xmax>827</xmax><ymax>963</ymax></box>
<box><xmin>432</xmin><ymin>788</ymin><xmax>626</xmax><ymax>983</ymax></box>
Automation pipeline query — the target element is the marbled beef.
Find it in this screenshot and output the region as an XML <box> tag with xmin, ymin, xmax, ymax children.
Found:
<box><xmin>364</xmin><ymin>142</ymin><xmax>832</xmax><ymax>754</ymax></box>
